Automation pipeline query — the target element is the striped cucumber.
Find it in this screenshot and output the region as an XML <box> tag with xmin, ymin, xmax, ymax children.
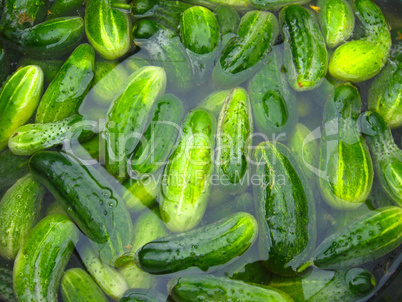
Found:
<box><xmin>216</xmin><ymin>87</ymin><xmax>253</xmax><ymax>193</ymax></box>
<box><xmin>0</xmin><ymin>149</ymin><xmax>29</xmax><ymax>191</ymax></box>
<box><xmin>253</xmin><ymin>141</ymin><xmax>316</xmax><ymax>276</ymax></box>
<box><xmin>0</xmin><ymin>267</ymin><xmax>16</xmax><ymax>302</ymax></box>
<box><xmin>160</xmin><ymin>108</ymin><xmax>216</xmax><ymax>232</ymax></box>
<box><xmin>198</xmin><ymin>89</ymin><xmax>232</xmax><ymax>117</ymax></box>
<box><xmin>0</xmin><ymin>65</ymin><xmax>44</xmax><ymax>151</ymax></box>
<box><xmin>318</xmin><ymin>83</ymin><xmax>373</xmax><ymax>210</ymax></box>
<box><xmin>13</xmin><ymin>214</ymin><xmax>79</xmax><ymax>302</ymax></box>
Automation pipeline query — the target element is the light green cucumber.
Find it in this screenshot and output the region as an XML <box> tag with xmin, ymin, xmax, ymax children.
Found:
<box><xmin>198</xmin><ymin>89</ymin><xmax>232</xmax><ymax>116</ymax></box>
<box><xmin>123</xmin><ymin>177</ymin><xmax>160</xmax><ymax>213</ymax></box>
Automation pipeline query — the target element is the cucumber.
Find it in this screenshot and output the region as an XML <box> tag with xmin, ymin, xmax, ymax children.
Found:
<box><xmin>0</xmin><ymin>65</ymin><xmax>44</xmax><ymax>151</ymax></box>
<box><xmin>17</xmin><ymin>57</ymin><xmax>63</xmax><ymax>87</ymax></box>
<box><xmin>280</xmin><ymin>4</ymin><xmax>328</xmax><ymax>91</ymax></box>
<box><xmin>105</xmin><ymin>66</ymin><xmax>166</xmax><ymax>181</ymax></box>
<box><xmin>1</xmin><ymin>0</ymin><xmax>48</xmax><ymax>27</ymax></box>
<box><xmin>29</xmin><ymin>151</ymin><xmax>133</xmax><ymax>265</ymax></box>
<box><xmin>1</xmin><ymin>17</ymin><xmax>85</xmax><ymax>59</ymax></box>
<box><xmin>318</xmin><ymin>83</ymin><xmax>373</xmax><ymax>210</ymax></box>
<box><xmin>212</xmin><ymin>10</ymin><xmax>279</xmax><ymax>88</ymax></box>
<box><xmin>13</xmin><ymin>214</ymin><xmax>79</xmax><ymax>302</ymax></box>
<box><xmin>35</xmin><ymin>43</ymin><xmax>95</xmax><ymax>124</ymax></box>
<box><xmin>216</xmin><ymin>87</ymin><xmax>253</xmax><ymax>193</ymax></box>
<box><xmin>131</xmin><ymin>94</ymin><xmax>184</xmax><ymax>176</ymax></box>
<box><xmin>248</xmin><ymin>50</ymin><xmax>297</xmax><ymax>138</ymax></box>
<box><xmin>252</xmin><ymin>0</ymin><xmax>310</xmax><ymax>10</ymax></box>
<box><xmin>0</xmin><ymin>149</ymin><xmax>29</xmax><ymax>191</ymax></box>
<box><xmin>0</xmin><ymin>43</ymin><xmax>9</xmax><ymax>84</ymax></box>
<box><xmin>179</xmin><ymin>0</ymin><xmax>255</xmax><ymax>12</ymax></box>
<box><xmin>360</xmin><ymin>111</ymin><xmax>402</xmax><ymax>207</ymax></box>
<box><xmin>0</xmin><ymin>174</ymin><xmax>44</xmax><ymax>260</ymax></box>
<box><xmin>317</xmin><ymin>0</ymin><xmax>355</xmax><ymax>48</ymax></box>
<box><xmin>135</xmin><ymin>212</ymin><xmax>258</xmax><ymax>274</ymax></box>
<box><xmin>307</xmin><ymin>206</ymin><xmax>402</xmax><ymax>270</ymax></box>
<box><xmin>46</xmin><ymin>202</ymin><xmax>68</xmax><ymax>216</ymax></box>
<box><xmin>160</xmin><ymin>108</ymin><xmax>216</xmax><ymax>232</ymax></box>
<box><xmin>120</xmin><ymin>289</ymin><xmax>165</xmax><ymax>302</ymax></box>
<box><xmin>85</xmin><ymin>0</ymin><xmax>131</xmax><ymax>60</ymax></box>
<box><xmin>214</xmin><ymin>4</ymin><xmax>240</xmax><ymax>38</ymax></box>
<box><xmin>168</xmin><ymin>275</ymin><xmax>293</xmax><ymax>302</ymax></box>
<box><xmin>253</xmin><ymin>142</ymin><xmax>316</xmax><ymax>276</ymax></box>
<box><xmin>8</xmin><ymin>115</ymin><xmax>97</xmax><ymax>156</ymax></box>
<box><xmin>198</xmin><ymin>89</ymin><xmax>232</xmax><ymax>117</ymax></box>
<box><xmin>329</xmin><ymin>0</ymin><xmax>391</xmax><ymax>82</ymax></box>
<box><xmin>122</xmin><ymin>177</ymin><xmax>160</xmax><ymax>213</ymax></box>
<box><xmin>123</xmin><ymin>56</ymin><xmax>150</xmax><ymax>74</ymax></box>
<box><xmin>0</xmin><ymin>267</ymin><xmax>16</xmax><ymax>302</ymax></box>
<box><xmin>61</xmin><ymin>268</ymin><xmax>108</xmax><ymax>302</ymax></box>
<box><xmin>47</xmin><ymin>0</ymin><xmax>84</xmax><ymax>19</ymax></box>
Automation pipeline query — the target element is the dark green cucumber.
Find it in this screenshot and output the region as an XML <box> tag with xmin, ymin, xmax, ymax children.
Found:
<box><xmin>0</xmin><ymin>267</ymin><xmax>16</xmax><ymax>302</ymax></box>
<box><xmin>17</xmin><ymin>57</ymin><xmax>63</xmax><ymax>87</ymax></box>
<box><xmin>1</xmin><ymin>0</ymin><xmax>48</xmax><ymax>27</ymax></box>
<box><xmin>280</xmin><ymin>4</ymin><xmax>328</xmax><ymax>91</ymax></box>
<box><xmin>308</xmin><ymin>206</ymin><xmax>402</xmax><ymax>270</ymax></box>
<box><xmin>168</xmin><ymin>275</ymin><xmax>293</xmax><ymax>302</ymax></box>
<box><xmin>47</xmin><ymin>0</ymin><xmax>84</xmax><ymax>19</ymax></box>
<box><xmin>0</xmin><ymin>43</ymin><xmax>9</xmax><ymax>84</ymax></box>
<box><xmin>160</xmin><ymin>108</ymin><xmax>216</xmax><ymax>232</ymax></box>
<box><xmin>35</xmin><ymin>43</ymin><xmax>95</xmax><ymax>124</ymax></box>
<box><xmin>216</xmin><ymin>87</ymin><xmax>253</xmax><ymax>193</ymax></box>
<box><xmin>0</xmin><ymin>65</ymin><xmax>44</xmax><ymax>151</ymax></box>
<box><xmin>0</xmin><ymin>149</ymin><xmax>29</xmax><ymax>191</ymax></box>
<box><xmin>318</xmin><ymin>83</ymin><xmax>373</xmax><ymax>210</ymax></box>
<box><xmin>85</xmin><ymin>0</ymin><xmax>131</xmax><ymax>60</ymax></box>
<box><xmin>135</xmin><ymin>212</ymin><xmax>258</xmax><ymax>274</ymax></box>
<box><xmin>29</xmin><ymin>151</ymin><xmax>133</xmax><ymax>265</ymax></box>
<box><xmin>360</xmin><ymin>111</ymin><xmax>402</xmax><ymax>207</ymax></box>
<box><xmin>122</xmin><ymin>177</ymin><xmax>160</xmax><ymax>213</ymax></box>
<box><xmin>1</xmin><ymin>17</ymin><xmax>85</xmax><ymax>59</ymax></box>
<box><xmin>13</xmin><ymin>214</ymin><xmax>79</xmax><ymax>302</ymax></box>
<box><xmin>61</xmin><ymin>268</ymin><xmax>108</xmax><ymax>302</ymax></box>
<box><xmin>105</xmin><ymin>66</ymin><xmax>166</xmax><ymax>181</ymax></box>
<box><xmin>248</xmin><ymin>50</ymin><xmax>297</xmax><ymax>138</ymax></box>
<box><xmin>0</xmin><ymin>174</ymin><xmax>44</xmax><ymax>260</ymax></box>
<box><xmin>131</xmin><ymin>94</ymin><xmax>184</xmax><ymax>176</ymax></box>
<box><xmin>198</xmin><ymin>89</ymin><xmax>232</xmax><ymax>116</ymax></box>
<box><xmin>212</xmin><ymin>10</ymin><xmax>279</xmax><ymax>88</ymax></box>
<box><xmin>253</xmin><ymin>141</ymin><xmax>316</xmax><ymax>276</ymax></box>
<box><xmin>120</xmin><ymin>289</ymin><xmax>165</xmax><ymax>302</ymax></box>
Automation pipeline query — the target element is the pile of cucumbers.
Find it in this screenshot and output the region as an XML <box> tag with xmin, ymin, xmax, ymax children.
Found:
<box><xmin>0</xmin><ymin>0</ymin><xmax>401</xmax><ymax>301</ymax></box>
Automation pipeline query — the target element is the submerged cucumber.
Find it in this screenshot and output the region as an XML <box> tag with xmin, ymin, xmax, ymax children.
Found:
<box><xmin>119</xmin><ymin>289</ymin><xmax>166</xmax><ymax>302</ymax></box>
<box><xmin>198</xmin><ymin>89</ymin><xmax>232</xmax><ymax>117</ymax></box>
<box><xmin>122</xmin><ymin>177</ymin><xmax>160</xmax><ymax>213</ymax></box>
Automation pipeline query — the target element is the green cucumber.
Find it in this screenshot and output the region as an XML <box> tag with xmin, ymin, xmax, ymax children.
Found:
<box><xmin>280</xmin><ymin>4</ymin><xmax>328</xmax><ymax>91</ymax></box>
<box><xmin>318</xmin><ymin>83</ymin><xmax>373</xmax><ymax>210</ymax></box>
<box><xmin>1</xmin><ymin>17</ymin><xmax>85</xmax><ymax>59</ymax></box>
<box><xmin>8</xmin><ymin>115</ymin><xmax>97</xmax><ymax>156</ymax></box>
<box><xmin>160</xmin><ymin>108</ymin><xmax>216</xmax><ymax>232</ymax></box>
<box><xmin>123</xmin><ymin>56</ymin><xmax>150</xmax><ymax>74</ymax></box>
<box><xmin>131</xmin><ymin>94</ymin><xmax>184</xmax><ymax>176</ymax></box>
<box><xmin>120</xmin><ymin>289</ymin><xmax>165</xmax><ymax>302</ymax></box>
<box><xmin>198</xmin><ymin>89</ymin><xmax>232</xmax><ymax>117</ymax></box>
<box><xmin>47</xmin><ymin>0</ymin><xmax>84</xmax><ymax>19</ymax></box>
<box><xmin>248</xmin><ymin>50</ymin><xmax>297</xmax><ymax>138</ymax></box>
<box><xmin>61</xmin><ymin>268</ymin><xmax>108</xmax><ymax>302</ymax></box>
<box><xmin>1</xmin><ymin>0</ymin><xmax>48</xmax><ymax>27</ymax></box>
<box><xmin>216</xmin><ymin>87</ymin><xmax>253</xmax><ymax>193</ymax></box>
<box><xmin>0</xmin><ymin>65</ymin><xmax>44</xmax><ymax>151</ymax></box>
<box><xmin>0</xmin><ymin>174</ymin><xmax>44</xmax><ymax>260</ymax></box>
<box><xmin>329</xmin><ymin>0</ymin><xmax>391</xmax><ymax>82</ymax></box>
<box><xmin>0</xmin><ymin>43</ymin><xmax>9</xmax><ymax>84</ymax></box>
<box><xmin>308</xmin><ymin>206</ymin><xmax>402</xmax><ymax>270</ymax></box>
<box><xmin>0</xmin><ymin>267</ymin><xmax>16</xmax><ymax>302</ymax></box>
<box><xmin>29</xmin><ymin>151</ymin><xmax>133</xmax><ymax>265</ymax></box>
<box><xmin>0</xmin><ymin>149</ymin><xmax>29</xmax><ymax>191</ymax></box>
<box><xmin>214</xmin><ymin>4</ymin><xmax>240</xmax><ymax>38</ymax></box>
<box><xmin>179</xmin><ymin>0</ymin><xmax>255</xmax><ymax>12</ymax></box>
<box><xmin>213</xmin><ymin>10</ymin><xmax>279</xmax><ymax>88</ymax></box>
<box><xmin>17</xmin><ymin>57</ymin><xmax>63</xmax><ymax>87</ymax></box>
<box><xmin>13</xmin><ymin>214</ymin><xmax>79</xmax><ymax>302</ymax></box>
<box><xmin>168</xmin><ymin>275</ymin><xmax>293</xmax><ymax>302</ymax></box>
<box><xmin>135</xmin><ymin>212</ymin><xmax>258</xmax><ymax>274</ymax></box>
<box><xmin>253</xmin><ymin>141</ymin><xmax>316</xmax><ymax>276</ymax></box>
<box><xmin>35</xmin><ymin>43</ymin><xmax>95</xmax><ymax>124</ymax></box>
<box><xmin>105</xmin><ymin>66</ymin><xmax>166</xmax><ymax>181</ymax></box>
<box><xmin>360</xmin><ymin>111</ymin><xmax>402</xmax><ymax>207</ymax></box>
<box><xmin>317</xmin><ymin>0</ymin><xmax>355</xmax><ymax>48</ymax></box>
<box><xmin>46</xmin><ymin>202</ymin><xmax>68</xmax><ymax>216</ymax></box>
<box><xmin>123</xmin><ymin>177</ymin><xmax>160</xmax><ymax>213</ymax></box>
<box><xmin>85</xmin><ymin>0</ymin><xmax>131</xmax><ymax>60</ymax></box>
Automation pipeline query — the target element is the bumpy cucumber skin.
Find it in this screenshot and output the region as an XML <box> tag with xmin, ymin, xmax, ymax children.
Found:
<box><xmin>105</xmin><ymin>66</ymin><xmax>166</xmax><ymax>181</ymax></box>
<box><xmin>0</xmin><ymin>65</ymin><xmax>44</xmax><ymax>151</ymax></box>
<box><xmin>136</xmin><ymin>212</ymin><xmax>258</xmax><ymax>274</ymax></box>
<box><xmin>0</xmin><ymin>267</ymin><xmax>17</xmax><ymax>302</ymax></box>
<box><xmin>0</xmin><ymin>149</ymin><xmax>29</xmax><ymax>191</ymax></box>
<box><xmin>318</xmin><ymin>0</ymin><xmax>355</xmax><ymax>48</ymax></box>
<box><xmin>168</xmin><ymin>275</ymin><xmax>293</xmax><ymax>302</ymax></box>
<box><xmin>13</xmin><ymin>214</ymin><xmax>79</xmax><ymax>302</ymax></box>
<box><xmin>253</xmin><ymin>142</ymin><xmax>316</xmax><ymax>276</ymax></box>
<box><xmin>1</xmin><ymin>0</ymin><xmax>48</xmax><ymax>27</ymax></box>
<box><xmin>131</xmin><ymin>94</ymin><xmax>184</xmax><ymax>176</ymax></box>
<box><xmin>0</xmin><ymin>174</ymin><xmax>44</xmax><ymax>260</ymax></box>
<box><xmin>160</xmin><ymin>108</ymin><xmax>216</xmax><ymax>233</ymax></box>
<box><xmin>312</xmin><ymin>206</ymin><xmax>402</xmax><ymax>270</ymax></box>
<box><xmin>216</xmin><ymin>88</ymin><xmax>253</xmax><ymax>193</ymax></box>
<box><xmin>123</xmin><ymin>178</ymin><xmax>160</xmax><ymax>213</ymax></box>
<box><xmin>17</xmin><ymin>57</ymin><xmax>63</xmax><ymax>87</ymax></box>
<box><xmin>213</xmin><ymin>10</ymin><xmax>279</xmax><ymax>88</ymax></box>
<box><xmin>248</xmin><ymin>50</ymin><xmax>298</xmax><ymax>138</ymax></box>
<box><xmin>35</xmin><ymin>44</ymin><xmax>95</xmax><ymax>124</ymax></box>
<box><xmin>199</xmin><ymin>89</ymin><xmax>232</xmax><ymax>117</ymax></box>
<box><xmin>119</xmin><ymin>289</ymin><xmax>166</xmax><ymax>302</ymax></box>
<box><xmin>9</xmin><ymin>115</ymin><xmax>97</xmax><ymax>156</ymax></box>
<box><xmin>61</xmin><ymin>268</ymin><xmax>108</xmax><ymax>302</ymax></box>
<box><xmin>85</xmin><ymin>0</ymin><xmax>131</xmax><ymax>60</ymax></box>
<box><xmin>1</xmin><ymin>17</ymin><xmax>84</xmax><ymax>59</ymax></box>
<box><xmin>29</xmin><ymin>151</ymin><xmax>133</xmax><ymax>264</ymax></box>
<box><xmin>280</xmin><ymin>4</ymin><xmax>328</xmax><ymax>91</ymax></box>
<box><xmin>318</xmin><ymin>83</ymin><xmax>373</xmax><ymax>210</ymax></box>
